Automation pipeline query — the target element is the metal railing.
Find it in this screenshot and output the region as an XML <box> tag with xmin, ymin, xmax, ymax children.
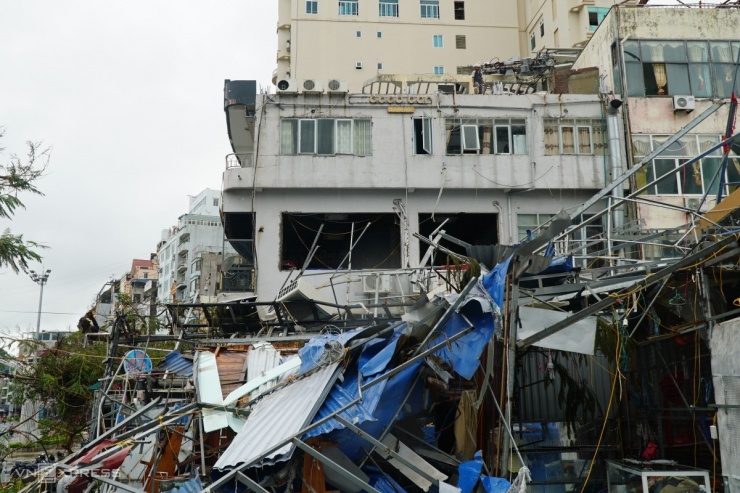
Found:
<box><xmin>225</xmin><ymin>153</ymin><xmax>253</xmax><ymax>169</ymax></box>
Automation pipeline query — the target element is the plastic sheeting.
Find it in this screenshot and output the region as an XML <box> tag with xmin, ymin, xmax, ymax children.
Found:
<box><xmin>297</xmin><ymin>326</ymin><xmax>372</xmax><ymax>374</ymax></box>
<box><xmin>432</xmin><ymin>299</ymin><xmax>495</xmax><ymax>380</ymax></box>
<box><xmin>457</xmin><ymin>451</ymin><xmax>484</xmax><ymax>493</ymax></box>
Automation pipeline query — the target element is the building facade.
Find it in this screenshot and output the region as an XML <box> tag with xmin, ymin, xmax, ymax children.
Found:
<box><xmin>573</xmin><ymin>5</ymin><xmax>740</xmax><ymax>253</ymax></box>
<box><xmin>223</xmin><ymin>80</ymin><xmax>619</xmax><ymax>300</ymax></box>
<box><xmin>274</xmin><ymin>0</ymin><xmax>626</xmax><ymax>91</ymax></box>
<box><xmin>156</xmin><ymin>189</ymin><xmax>236</xmax><ymax>303</ymax></box>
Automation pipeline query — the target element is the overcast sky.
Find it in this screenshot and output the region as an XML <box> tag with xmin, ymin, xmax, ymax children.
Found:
<box><xmin>0</xmin><ymin>2</ymin><xmax>276</xmax><ymax>337</ymax></box>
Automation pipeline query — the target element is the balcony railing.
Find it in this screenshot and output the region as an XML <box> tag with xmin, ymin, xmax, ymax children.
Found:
<box><xmin>226</xmin><ymin>153</ymin><xmax>253</xmax><ymax>169</ymax></box>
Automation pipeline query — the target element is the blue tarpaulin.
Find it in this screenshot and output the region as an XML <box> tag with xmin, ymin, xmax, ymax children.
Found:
<box><xmin>458</xmin><ymin>451</ymin><xmax>484</xmax><ymax>493</ymax></box>
<box><xmin>432</xmin><ymin>298</ymin><xmax>495</xmax><ymax>380</ymax></box>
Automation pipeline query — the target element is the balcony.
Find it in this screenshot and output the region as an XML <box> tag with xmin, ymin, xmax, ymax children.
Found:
<box><xmin>569</xmin><ymin>0</ymin><xmax>594</xmax><ymax>12</ymax></box>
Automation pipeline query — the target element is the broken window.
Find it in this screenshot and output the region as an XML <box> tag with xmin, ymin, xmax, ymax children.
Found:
<box><xmin>543</xmin><ymin>119</ymin><xmax>606</xmax><ymax>156</ymax></box>
<box><xmin>418</xmin><ymin>213</ymin><xmax>498</xmax><ymax>260</ymax></box>
<box><xmin>632</xmin><ymin>134</ymin><xmax>726</xmax><ymax>196</ymax></box>
<box><xmin>281</xmin><ymin>213</ymin><xmax>401</xmax><ymax>270</ymax></box>
<box><xmin>223</xmin><ymin>212</ymin><xmax>255</xmax><ymax>267</ymax></box>
<box><xmin>413</xmin><ymin>116</ymin><xmax>433</xmax><ymax>155</ymax></box>
<box><xmin>446</xmin><ymin>118</ymin><xmax>526</xmax><ymax>155</ymax></box>
<box><xmin>516</xmin><ymin>213</ymin><xmax>554</xmax><ymax>242</ymax></box>
<box><xmin>280</xmin><ymin>118</ymin><xmax>372</xmax><ymax>156</ymax></box>
<box><xmin>622</xmin><ymin>39</ymin><xmax>740</xmax><ymax>98</ymax></box>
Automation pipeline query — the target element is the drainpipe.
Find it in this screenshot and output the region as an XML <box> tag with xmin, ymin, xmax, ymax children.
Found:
<box><xmin>606</xmin><ymin>99</ymin><xmax>624</xmax><ymax>260</ymax></box>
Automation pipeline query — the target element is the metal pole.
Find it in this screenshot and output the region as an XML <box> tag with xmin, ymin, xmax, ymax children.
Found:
<box><xmin>29</xmin><ymin>269</ymin><xmax>51</xmax><ymax>337</ymax></box>
<box><xmin>35</xmin><ymin>281</ymin><xmax>45</xmax><ymax>335</ymax></box>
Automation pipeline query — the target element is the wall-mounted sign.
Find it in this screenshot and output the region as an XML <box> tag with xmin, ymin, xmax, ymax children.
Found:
<box><xmin>369</xmin><ymin>95</ymin><xmax>432</xmax><ymax>105</ymax></box>
<box><xmin>387</xmin><ymin>106</ymin><xmax>415</xmax><ymax>113</ymax></box>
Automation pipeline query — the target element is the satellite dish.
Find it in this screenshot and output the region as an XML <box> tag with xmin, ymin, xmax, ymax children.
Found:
<box><xmin>123</xmin><ymin>349</ymin><xmax>152</xmax><ymax>377</ymax></box>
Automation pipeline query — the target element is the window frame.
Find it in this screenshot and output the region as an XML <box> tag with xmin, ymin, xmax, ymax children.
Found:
<box><xmin>339</xmin><ymin>0</ymin><xmax>359</xmax><ymax>16</ymax></box>
<box><xmin>379</xmin><ymin>0</ymin><xmax>399</xmax><ymax>17</ymax></box>
<box><xmin>456</xmin><ymin>35</ymin><xmax>466</xmax><ymax>50</ymax></box>
<box><xmin>433</xmin><ymin>66</ymin><xmax>445</xmax><ymax>75</ymax></box>
<box><xmin>433</xmin><ymin>34</ymin><xmax>444</xmax><ymax>48</ymax></box>
<box><xmin>280</xmin><ymin>118</ymin><xmax>372</xmax><ymax>156</ymax></box>
<box><xmin>420</xmin><ymin>0</ymin><xmax>440</xmax><ymax>19</ymax></box>
<box><xmin>306</xmin><ymin>0</ymin><xmax>318</xmax><ymax>14</ymax></box>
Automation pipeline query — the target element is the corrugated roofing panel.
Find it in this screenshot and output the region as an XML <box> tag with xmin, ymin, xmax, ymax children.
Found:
<box><xmin>214</xmin><ymin>362</ymin><xmax>341</xmax><ymax>470</ymax></box>
<box><xmin>160</xmin><ymin>351</ymin><xmax>194</xmax><ymax>378</ymax></box>
<box><xmin>246</xmin><ymin>342</ymin><xmax>282</xmax><ymax>394</ymax></box>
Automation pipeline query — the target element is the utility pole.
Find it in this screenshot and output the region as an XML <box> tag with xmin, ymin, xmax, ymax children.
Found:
<box><xmin>29</xmin><ymin>269</ymin><xmax>51</xmax><ymax>337</ymax></box>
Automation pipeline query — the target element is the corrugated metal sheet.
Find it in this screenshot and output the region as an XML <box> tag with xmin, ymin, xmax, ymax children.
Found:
<box><xmin>517</xmin><ymin>350</ymin><xmax>614</xmax><ymax>423</ymax></box>
<box><xmin>215</xmin><ymin>350</ymin><xmax>248</xmax><ymax>399</ymax></box>
<box><xmin>214</xmin><ymin>362</ymin><xmax>341</xmax><ymax>470</ymax></box>
<box><xmin>246</xmin><ymin>342</ymin><xmax>283</xmax><ymax>395</ymax></box>
<box><xmin>159</xmin><ymin>351</ymin><xmax>194</xmax><ymax>377</ymax></box>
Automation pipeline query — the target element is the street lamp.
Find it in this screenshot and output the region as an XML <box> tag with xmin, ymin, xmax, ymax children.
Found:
<box><xmin>28</xmin><ymin>269</ymin><xmax>51</xmax><ymax>337</ymax></box>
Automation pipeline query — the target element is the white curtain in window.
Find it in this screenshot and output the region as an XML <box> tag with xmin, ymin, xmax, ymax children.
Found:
<box><xmin>698</xmin><ymin>136</ymin><xmax>718</xmax><ymax>155</ymax></box>
<box><xmin>354</xmin><ymin>120</ymin><xmax>372</xmax><ymax>155</ymax></box>
<box><xmin>715</xmin><ymin>44</ymin><xmax>732</xmax><ymax>63</ymax></box>
<box><xmin>683</xmin><ymin>137</ymin><xmax>699</xmax><ymax>156</ymax></box>
<box><xmin>578</xmin><ymin>127</ymin><xmax>591</xmax><ymax>154</ymax></box>
<box><xmin>336</xmin><ymin>120</ymin><xmax>352</xmax><ymax>154</ymax></box>
<box><xmin>561</xmin><ymin>126</ymin><xmax>575</xmax><ymax>154</ymax></box>
<box><xmin>544</xmin><ymin>122</ymin><xmax>559</xmax><ymax>155</ymax></box>
<box><xmin>591</xmin><ymin>120</ymin><xmax>606</xmax><ymax>153</ymax></box>
<box><xmin>280</xmin><ymin>120</ymin><xmax>295</xmax><ymax>154</ymax></box>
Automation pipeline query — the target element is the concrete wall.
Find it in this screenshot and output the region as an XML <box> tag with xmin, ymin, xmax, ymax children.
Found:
<box><xmin>224</xmin><ymin>92</ymin><xmax>611</xmax><ymax>192</ymax></box>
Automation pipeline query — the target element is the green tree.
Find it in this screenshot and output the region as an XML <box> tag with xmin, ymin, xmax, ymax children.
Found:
<box><xmin>13</xmin><ymin>332</ymin><xmax>106</xmax><ymax>452</ymax></box>
<box><xmin>0</xmin><ymin>129</ymin><xmax>50</xmax><ymax>273</ymax></box>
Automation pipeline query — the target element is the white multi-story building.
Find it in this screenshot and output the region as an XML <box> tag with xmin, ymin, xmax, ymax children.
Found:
<box><xmin>222</xmin><ymin>79</ymin><xmax>620</xmax><ymax>301</ymax></box>
<box><xmin>156</xmin><ymin>189</ymin><xmax>237</xmax><ymax>303</ymax></box>
<box><xmin>274</xmin><ymin>0</ymin><xmax>624</xmax><ymax>91</ymax></box>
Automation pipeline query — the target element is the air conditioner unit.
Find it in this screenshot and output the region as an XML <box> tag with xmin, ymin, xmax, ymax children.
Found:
<box><xmin>301</xmin><ymin>79</ymin><xmax>324</xmax><ymax>93</ymax></box>
<box><xmin>672</xmin><ymin>95</ymin><xmax>695</xmax><ymax>113</ymax></box>
<box><xmin>355</xmin><ymin>62</ymin><xmax>363</xmax><ymax>69</ymax></box>
<box><xmin>362</xmin><ymin>273</ymin><xmax>392</xmax><ymax>293</ymax></box>
<box><xmin>276</xmin><ymin>78</ymin><xmax>297</xmax><ymax>93</ymax></box>
<box><xmin>327</xmin><ymin>79</ymin><xmax>349</xmax><ymax>93</ymax></box>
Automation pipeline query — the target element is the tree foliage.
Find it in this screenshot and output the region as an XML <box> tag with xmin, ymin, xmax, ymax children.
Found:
<box><xmin>0</xmin><ymin>128</ymin><xmax>50</xmax><ymax>273</ymax></box>
<box><xmin>14</xmin><ymin>333</ymin><xmax>106</xmax><ymax>452</ymax></box>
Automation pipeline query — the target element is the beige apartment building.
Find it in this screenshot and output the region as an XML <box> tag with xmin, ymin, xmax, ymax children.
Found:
<box><xmin>274</xmin><ymin>0</ymin><xmax>624</xmax><ymax>91</ymax></box>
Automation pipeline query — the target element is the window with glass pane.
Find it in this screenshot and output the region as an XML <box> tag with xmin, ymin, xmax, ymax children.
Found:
<box><xmin>517</xmin><ymin>213</ymin><xmax>554</xmax><ymax>241</ymax></box>
<box><xmin>317</xmin><ymin>119</ymin><xmax>334</xmax><ymax>155</ymax></box>
<box><xmin>299</xmin><ymin>120</ymin><xmax>316</xmax><ymax>154</ymax></box>
<box><xmin>339</xmin><ymin>0</ymin><xmax>358</xmax><ymax>16</ymax></box>
<box><xmin>433</xmin><ymin>35</ymin><xmax>443</xmax><ymax>48</ymax></box>
<box><xmin>421</xmin><ymin>0</ymin><xmax>439</xmax><ymax>19</ymax></box>
<box><xmin>336</xmin><ymin>120</ymin><xmax>353</xmax><ymax>154</ymax></box>
<box><xmin>379</xmin><ymin>0</ymin><xmax>398</xmax><ymax>17</ymax></box>
<box><xmin>495</xmin><ymin>126</ymin><xmax>510</xmax><ymax>154</ymax></box>
<box><xmin>560</xmin><ymin>127</ymin><xmax>575</xmax><ymax>154</ymax></box>
<box><xmin>461</xmin><ymin>125</ymin><xmax>480</xmax><ymax>151</ymax></box>
<box><xmin>280</xmin><ymin>118</ymin><xmax>371</xmax><ymax>156</ymax></box>
<box><xmin>353</xmin><ymin>120</ymin><xmax>372</xmax><ymax>156</ymax></box>
<box><xmin>433</xmin><ymin>66</ymin><xmax>444</xmax><ymax>75</ymax></box>
<box><xmin>306</xmin><ymin>0</ymin><xmax>318</xmax><ymax>14</ymax></box>
<box><xmin>647</xmin><ymin>158</ymin><xmax>680</xmax><ymax>194</ymax></box>
<box><xmin>577</xmin><ymin>126</ymin><xmax>592</xmax><ymax>154</ymax></box>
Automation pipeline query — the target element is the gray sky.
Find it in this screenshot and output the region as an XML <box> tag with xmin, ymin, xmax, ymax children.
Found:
<box><xmin>0</xmin><ymin>2</ymin><xmax>276</xmax><ymax>337</ymax></box>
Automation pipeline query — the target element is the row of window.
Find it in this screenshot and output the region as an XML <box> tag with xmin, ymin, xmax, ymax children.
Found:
<box><xmin>353</xmin><ymin>32</ymin><xmax>465</xmax><ymax>50</ymax></box>
<box><xmin>615</xmin><ymin>39</ymin><xmax>740</xmax><ymax>98</ymax></box>
<box><xmin>632</xmin><ymin>134</ymin><xmax>738</xmax><ymax>196</ymax></box>
<box><xmin>306</xmin><ymin>0</ymin><xmax>465</xmax><ymax>19</ymax></box>
<box><xmin>278</xmin><ymin>117</ymin><xmax>608</xmax><ymax>157</ymax></box>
